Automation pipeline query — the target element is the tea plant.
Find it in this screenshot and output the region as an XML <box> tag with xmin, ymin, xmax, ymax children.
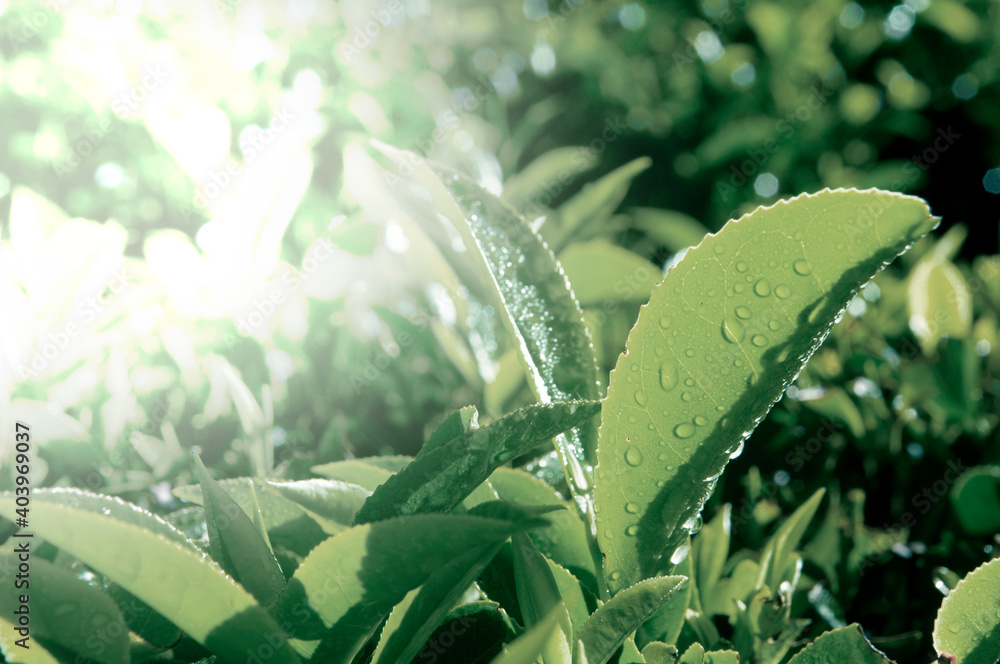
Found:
<box><xmin>2</xmin><ymin>150</ymin><xmax>999</xmax><ymax>664</ymax></box>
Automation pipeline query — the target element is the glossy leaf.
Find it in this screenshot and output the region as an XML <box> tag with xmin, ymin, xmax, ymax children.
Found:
<box><xmin>512</xmin><ymin>532</ymin><xmax>573</xmax><ymax>664</ymax></box>
<box><xmin>309</xmin><ymin>459</ymin><xmax>396</xmax><ymax>491</ymax></box>
<box><xmin>0</xmin><ymin>496</ymin><xmax>301</xmax><ymax>664</ymax></box>
<box><xmin>354</xmin><ymin>400</ymin><xmax>601</xmax><ymax>524</ymax></box>
<box><xmin>275</xmin><ymin>512</ymin><xmax>545</xmax><ymax>664</ymax></box>
<box><xmin>0</xmin><ymin>554</ymin><xmax>129</xmax><ymax>664</ymax></box>
<box><xmin>371</xmin><ymin>539</ymin><xmax>508</xmax><ymax>664</ymax></box>
<box><xmin>423</xmin><ymin>405</ymin><xmax>480</xmax><ymax>455</ymax></box>
<box><xmin>787</xmin><ymin>624</ymin><xmax>891</xmax><ymax>663</ymax></box>
<box><xmin>489</xmin><ymin>467</ymin><xmax>595</xmax><ymax>575</ymax></box>
<box><xmin>577</xmin><ymin>576</ymin><xmax>688</xmax><ymax>664</ymax></box>
<box><xmin>933</xmin><ymin>558</ymin><xmax>1000</xmax><ymax>664</ymax></box>
<box><xmin>373</xmin><ymin>141</ymin><xmax>601</xmax><ymax>467</ymax></box>
<box><xmin>263</xmin><ymin>478</ymin><xmax>370</xmax><ymax>532</ymax></box>
<box><xmin>595</xmin><ymin>189</ymin><xmax>937</xmax><ymax>592</ymax></box>
<box><xmin>907</xmin><ymin>225</ymin><xmax>971</xmax><ymax>354</ymax></box>
<box><xmin>194</xmin><ymin>455</ymin><xmax>286</xmax><ymax>607</ymax></box>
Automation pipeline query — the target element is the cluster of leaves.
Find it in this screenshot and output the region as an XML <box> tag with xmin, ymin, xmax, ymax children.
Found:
<box><xmin>3</xmin><ymin>155</ymin><xmax>999</xmax><ymax>664</ymax></box>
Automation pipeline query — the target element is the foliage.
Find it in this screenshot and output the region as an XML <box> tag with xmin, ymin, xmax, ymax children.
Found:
<box><xmin>1</xmin><ymin>1</ymin><xmax>999</xmax><ymax>664</ymax></box>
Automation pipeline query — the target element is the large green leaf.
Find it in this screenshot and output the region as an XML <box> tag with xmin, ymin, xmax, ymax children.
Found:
<box><xmin>559</xmin><ymin>239</ymin><xmax>662</xmax><ymax>308</ymax></box>
<box><xmin>0</xmin><ymin>554</ymin><xmax>129</xmax><ymax>664</ymax></box>
<box><xmin>354</xmin><ymin>400</ymin><xmax>601</xmax><ymax>524</ymax></box>
<box><xmin>577</xmin><ymin>576</ymin><xmax>688</xmax><ymax>664</ymax></box>
<box><xmin>489</xmin><ymin>467</ymin><xmax>595</xmax><ymax>576</ymax></box>
<box><xmin>371</xmin><ymin>540</ymin><xmax>508</xmax><ymax>664</ymax></box>
<box><xmin>0</xmin><ymin>616</ymin><xmax>60</xmax><ymax>664</ymax></box>
<box><xmin>193</xmin><ymin>456</ymin><xmax>286</xmax><ymax>607</ymax></box>
<box><xmin>594</xmin><ymin>189</ymin><xmax>938</xmax><ymax>592</ymax></box>
<box><xmin>0</xmin><ymin>496</ymin><xmax>300</xmax><ymax>664</ymax></box>
<box><xmin>933</xmin><ymin>558</ymin><xmax>1000</xmax><ymax>664</ymax></box>
<box><xmin>787</xmin><ymin>624</ymin><xmax>891</xmax><ymax>663</ymax></box>
<box><xmin>275</xmin><ymin>512</ymin><xmax>546</xmax><ymax>664</ymax></box>
<box><xmin>373</xmin><ymin>142</ymin><xmax>601</xmax><ymax>470</ymax></box>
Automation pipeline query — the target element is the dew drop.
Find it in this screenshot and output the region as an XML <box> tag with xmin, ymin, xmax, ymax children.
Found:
<box><xmin>628</xmin><ymin>414</ymin><xmax>638</xmax><ymax>424</ymax></box>
<box><xmin>610</xmin><ymin>570</ymin><xmax>622</xmax><ymax>581</ymax></box>
<box><xmin>729</xmin><ymin>440</ymin><xmax>745</xmax><ymax>459</ymax></box>
<box><xmin>674</xmin><ymin>422</ymin><xmax>696</xmax><ymax>439</ymax></box>
<box><xmin>735</xmin><ymin>261</ymin><xmax>748</xmax><ymax>273</ymax></box>
<box><xmin>685</xmin><ymin>348</ymin><xmax>695</xmax><ymax>357</ymax></box>
<box><xmin>775</xmin><ymin>284</ymin><xmax>791</xmax><ymax>299</ymax></box>
<box><xmin>682</xmin><ymin>391</ymin><xmax>693</xmax><ymax>402</ymax></box>
<box><xmin>625</xmin><ymin>447</ymin><xmax>643</xmax><ymax>466</ymax></box>
<box><xmin>634</xmin><ymin>390</ymin><xmax>647</xmax><ymax>406</ymax></box>
<box><xmin>684</xmin><ymin>378</ymin><xmax>695</xmax><ymax>386</ymax></box>
<box><xmin>768</xmin><ymin>320</ymin><xmax>780</xmax><ymax>331</ymax></box>
<box><xmin>670</xmin><ymin>542</ymin><xmax>691</xmax><ymax>564</ymax></box>
<box><xmin>754</xmin><ymin>279</ymin><xmax>771</xmax><ymax>297</ymax></box>
<box><xmin>694</xmin><ymin>415</ymin><xmax>708</xmax><ymax>426</ymax></box>
<box><xmin>793</xmin><ymin>260</ymin><xmax>812</xmax><ymax>276</ymax></box>
<box><xmin>723</xmin><ymin>318</ymin><xmax>745</xmax><ymax>344</ymax></box>
<box><xmin>660</xmin><ymin>314</ymin><xmax>672</xmax><ymax>328</ymax></box>
<box><xmin>659</xmin><ymin>361</ymin><xmax>679</xmax><ymax>391</ymax></box>
<box><xmin>735</xmin><ymin>306</ymin><xmax>752</xmax><ymax>319</ymax></box>
<box><xmin>751</xmin><ymin>334</ymin><xmax>768</xmax><ymax>347</ymax></box>
<box><xmin>626</xmin><ymin>525</ymin><xmax>640</xmax><ymax>536</ymax></box>
<box><xmin>625</xmin><ymin>502</ymin><xmax>640</xmax><ymax>514</ymax></box>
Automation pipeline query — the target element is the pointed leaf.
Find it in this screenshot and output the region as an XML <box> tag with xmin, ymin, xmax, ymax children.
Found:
<box><xmin>275</xmin><ymin>512</ymin><xmax>544</xmax><ymax>664</ymax></box>
<box><xmin>595</xmin><ymin>189</ymin><xmax>938</xmax><ymax>592</ymax></box>
<box><xmin>933</xmin><ymin>558</ymin><xmax>1000</xmax><ymax>664</ymax></box>
<box><xmin>511</xmin><ymin>533</ymin><xmax>573</xmax><ymax>664</ymax></box>
<box><xmin>491</xmin><ymin>607</ymin><xmax>568</xmax><ymax>664</ymax></box>
<box><xmin>354</xmin><ymin>400</ymin><xmax>601</xmax><ymax>524</ymax></box>
<box><xmin>371</xmin><ymin>539</ymin><xmax>508</xmax><ymax>664</ymax></box>
<box><xmin>423</xmin><ymin>405</ymin><xmax>480</xmax><ymax>455</ymax></box>
<box><xmin>758</xmin><ymin>489</ymin><xmax>825</xmax><ymax>591</ymax></box>
<box><xmin>0</xmin><ymin>555</ymin><xmax>129</xmax><ymax>664</ymax></box>
<box><xmin>374</xmin><ymin>142</ymin><xmax>601</xmax><ymax>466</ymax></box>
<box><xmin>194</xmin><ymin>456</ymin><xmax>286</xmax><ymax>607</ymax></box>
<box><xmin>309</xmin><ymin>460</ymin><xmax>396</xmax><ymax>491</ymax></box>
<box><xmin>0</xmin><ymin>497</ymin><xmax>300</xmax><ymax>664</ymax></box>
<box><xmin>577</xmin><ymin>576</ymin><xmax>688</xmax><ymax>664</ymax></box>
<box><xmin>787</xmin><ymin>624</ymin><xmax>892</xmax><ymax>663</ymax></box>
<box><xmin>559</xmin><ymin>240</ymin><xmax>662</xmax><ymax>308</ymax></box>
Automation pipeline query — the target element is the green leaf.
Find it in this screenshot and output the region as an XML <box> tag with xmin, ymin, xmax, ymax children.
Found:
<box><xmin>489</xmin><ymin>467</ymin><xmax>595</xmax><ymax>576</ymax></box>
<box><xmin>0</xmin><ymin>616</ymin><xmax>60</xmax><ymax>664</ymax></box>
<box><xmin>423</xmin><ymin>405</ymin><xmax>480</xmax><ymax>455</ymax></box>
<box><xmin>194</xmin><ymin>455</ymin><xmax>286</xmax><ymax>607</ymax></box>
<box><xmin>641</xmin><ymin>642</ymin><xmax>679</xmax><ymax>664</ymax></box>
<box><xmin>630</xmin><ymin>208</ymin><xmax>711</xmax><ymax>254</ymax></box>
<box><xmin>371</xmin><ymin>540</ymin><xmax>509</xmax><ymax>664</ymax></box>
<box><xmin>0</xmin><ymin>554</ymin><xmax>129</xmax><ymax>664</ymax></box>
<box><xmin>491</xmin><ymin>607</ymin><xmax>568</xmax><ymax>664</ymax></box>
<box><xmin>32</xmin><ymin>488</ymin><xmax>198</xmax><ymax>551</ymax></box>
<box><xmin>373</xmin><ymin>142</ymin><xmax>601</xmax><ymax>468</ymax></box>
<box><xmin>309</xmin><ymin>459</ymin><xmax>396</xmax><ymax>491</ymax></box>
<box><xmin>693</xmin><ymin>505</ymin><xmax>731</xmax><ymax>613</ymax></box>
<box><xmin>677</xmin><ymin>643</ymin><xmax>741</xmax><ymax>663</ymax></box>
<box><xmin>354</xmin><ymin>400</ymin><xmax>601</xmax><ymax>524</ymax></box>
<box><xmin>502</xmin><ymin>146</ymin><xmax>595</xmax><ymax>211</ymax></box>
<box><xmin>546</xmin><ymin>157</ymin><xmax>653</xmax><ymax>253</ymax></box>
<box><xmin>787</xmin><ymin>624</ymin><xmax>892</xmax><ymax>663</ymax></box>
<box><xmin>263</xmin><ymin>478</ymin><xmax>370</xmax><ymax>532</ymax></box>
<box><xmin>559</xmin><ymin>239</ymin><xmax>662</xmax><ymax>308</ymax></box>
<box><xmin>594</xmin><ymin>189</ymin><xmax>938</xmax><ymax>592</ymax></box>
<box><xmin>174</xmin><ymin>477</ymin><xmax>316</xmax><ymax>532</ymax></box>
<box><xmin>907</xmin><ymin>230</ymin><xmax>972</xmax><ymax>354</ymax></box>
<box><xmin>275</xmin><ymin>512</ymin><xmax>544</xmax><ymax>664</ymax></box>
<box><xmin>758</xmin><ymin>489</ymin><xmax>825</xmax><ymax>591</ymax></box>
<box><xmin>512</xmin><ymin>533</ymin><xmax>573</xmax><ymax>664</ymax></box>
<box><xmin>0</xmin><ymin>496</ymin><xmax>301</xmax><ymax>664</ymax></box>
<box><xmin>638</xmin><ymin>543</ymin><xmax>692</xmax><ymax>647</ymax></box>
<box><xmin>933</xmin><ymin>558</ymin><xmax>1000</xmax><ymax>664</ymax></box>
<box><xmin>950</xmin><ymin>465</ymin><xmax>1000</xmax><ymax>536</ymax></box>
<box><xmin>577</xmin><ymin>576</ymin><xmax>688</xmax><ymax>664</ymax></box>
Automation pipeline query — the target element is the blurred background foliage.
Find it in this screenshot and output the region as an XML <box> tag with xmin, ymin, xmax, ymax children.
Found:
<box><xmin>0</xmin><ymin>0</ymin><xmax>999</xmax><ymax>659</ymax></box>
